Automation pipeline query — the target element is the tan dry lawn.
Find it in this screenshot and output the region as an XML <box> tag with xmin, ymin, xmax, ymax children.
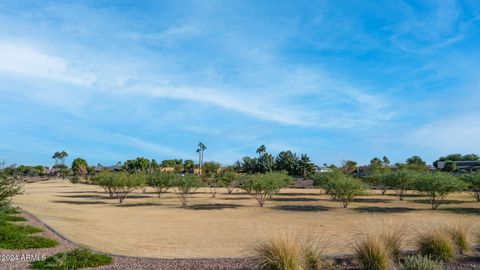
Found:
<box><xmin>13</xmin><ymin>179</ymin><xmax>480</xmax><ymax>258</ymax></box>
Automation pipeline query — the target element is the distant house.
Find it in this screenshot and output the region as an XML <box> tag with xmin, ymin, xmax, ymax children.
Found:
<box><xmin>434</xmin><ymin>161</ymin><xmax>480</xmax><ymax>171</ymax></box>
<box><xmin>316</xmin><ymin>166</ymin><xmax>332</xmax><ymax>173</ymax></box>
<box><xmin>104</xmin><ymin>164</ymin><xmax>124</xmax><ymax>171</ymax></box>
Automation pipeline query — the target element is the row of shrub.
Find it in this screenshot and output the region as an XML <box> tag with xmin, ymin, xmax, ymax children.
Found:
<box><xmin>249</xmin><ymin>219</ymin><xmax>480</xmax><ymax>270</ymax></box>
<box><xmin>90</xmin><ymin>171</ymin><xmax>293</xmax><ymax>207</ymax></box>
<box><xmin>313</xmin><ymin>170</ymin><xmax>480</xmax><ymax>209</ymax></box>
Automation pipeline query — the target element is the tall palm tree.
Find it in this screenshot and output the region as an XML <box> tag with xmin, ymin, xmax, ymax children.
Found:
<box><xmin>59</xmin><ymin>151</ymin><xmax>69</xmax><ymax>165</ymax></box>
<box><xmin>196</xmin><ymin>142</ymin><xmax>206</xmax><ymax>176</ymax></box>
<box><xmin>256</xmin><ymin>145</ymin><xmax>266</xmax><ymax>156</ymax></box>
<box><xmin>52</xmin><ymin>152</ymin><xmax>60</xmax><ymax>165</ymax></box>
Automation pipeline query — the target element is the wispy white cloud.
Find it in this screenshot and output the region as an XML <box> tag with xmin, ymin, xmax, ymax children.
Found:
<box><xmin>406</xmin><ymin>114</ymin><xmax>480</xmax><ymax>154</ymax></box>
<box><xmin>0</xmin><ymin>41</ymin><xmax>96</xmax><ymax>85</ymax></box>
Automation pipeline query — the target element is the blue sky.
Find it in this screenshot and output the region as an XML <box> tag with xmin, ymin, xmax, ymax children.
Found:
<box><xmin>1</xmin><ymin>0</ymin><xmax>480</xmax><ymax>167</ymax></box>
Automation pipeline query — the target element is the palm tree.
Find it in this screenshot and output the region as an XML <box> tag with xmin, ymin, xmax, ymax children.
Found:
<box><xmin>52</xmin><ymin>152</ymin><xmax>60</xmax><ymax>165</ymax></box>
<box><xmin>256</xmin><ymin>145</ymin><xmax>266</xmax><ymax>156</ymax></box>
<box><xmin>196</xmin><ymin>142</ymin><xmax>206</xmax><ymax>176</ymax></box>
<box><xmin>59</xmin><ymin>151</ymin><xmax>69</xmax><ymax>165</ymax></box>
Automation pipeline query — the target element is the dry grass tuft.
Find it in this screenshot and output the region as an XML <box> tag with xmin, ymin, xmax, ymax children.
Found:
<box><xmin>353</xmin><ymin>234</ymin><xmax>393</xmax><ymax>270</ymax></box>
<box><xmin>442</xmin><ymin>218</ymin><xmax>471</xmax><ymax>254</ymax></box>
<box><xmin>417</xmin><ymin>227</ymin><xmax>455</xmax><ymax>262</ymax></box>
<box><xmin>247</xmin><ymin>229</ymin><xmax>328</xmax><ymax>270</ymax></box>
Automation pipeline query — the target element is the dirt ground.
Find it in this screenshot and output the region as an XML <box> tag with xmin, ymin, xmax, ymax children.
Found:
<box><xmin>12</xmin><ymin>179</ymin><xmax>480</xmax><ymax>258</ymax></box>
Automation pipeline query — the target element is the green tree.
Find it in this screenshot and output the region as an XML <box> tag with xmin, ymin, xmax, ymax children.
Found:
<box><xmin>147</xmin><ymin>172</ymin><xmax>175</xmax><ymax>198</ymax></box>
<box><xmin>413</xmin><ymin>172</ymin><xmax>467</xmax><ymax>210</ymax></box>
<box><xmin>71</xmin><ymin>158</ymin><xmax>88</xmax><ymax>177</ymax></box>
<box><xmin>111</xmin><ymin>172</ymin><xmax>145</xmax><ymax>203</ymax></box>
<box><xmin>297</xmin><ymin>154</ymin><xmax>316</xmax><ymax>178</ymax></box>
<box><xmin>381</xmin><ymin>169</ymin><xmax>418</xmax><ymax>201</ymax></box>
<box><xmin>258</xmin><ymin>153</ymin><xmax>276</xmax><ymax>173</ymax></box>
<box><xmin>256</xmin><ymin>145</ymin><xmax>267</xmax><ymax>156</ymax></box>
<box><xmin>311</xmin><ymin>170</ymin><xmax>346</xmax><ymax>200</ymax></box>
<box><xmin>461</xmin><ymin>172</ymin><xmax>480</xmax><ymax>202</ymax></box>
<box><xmin>0</xmin><ymin>173</ymin><xmax>22</xmax><ymax>208</ymax></box>
<box><xmin>196</xmin><ymin>142</ymin><xmax>207</xmax><ymax>176</ymax></box>
<box><xmin>443</xmin><ymin>161</ymin><xmax>457</xmax><ymax>172</ymax></box>
<box><xmin>275</xmin><ymin>151</ymin><xmax>299</xmax><ymax>176</ymax></box>
<box><xmin>341</xmin><ymin>160</ymin><xmax>357</xmax><ymax>174</ymax></box>
<box><xmin>184</xmin><ymin>160</ymin><xmax>195</xmax><ymax>172</ymax></box>
<box><xmin>202</xmin><ymin>161</ymin><xmax>221</xmax><ymax>198</ymax></box>
<box><xmin>323</xmin><ymin>175</ymin><xmax>366</xmax><ymax>208</ymax></box>
<box><xmin>124</xmin><ymin>157</ymin><xmax>151</xmax><ymax>173</ymax></box>
<box><xmin>239</xmin><ymin>172</ymin><xmax>292</xmax><ymax>207</ymax></box>
<box><xmin>171</xmin><ymin>174</ymin><xmax>203</xmax><ymax>206</ymax></box>
<box><xmin>216</xmin><ymin>171</ymin><xmax>241</xmax><ymax>194</ymax></box>
<box><xmin>405</xmin><ymin>156</ymin><xmax>428</xmax><ymax>171</ymax></box>
<box><xmin>91</xmin><ymin>171</ymin><xmax>116</xmax><ymax>197</ymax></box>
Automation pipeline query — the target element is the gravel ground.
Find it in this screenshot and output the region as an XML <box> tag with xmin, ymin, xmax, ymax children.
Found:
<box><xmin>0</xmin><ymin>210</ymin><xmax>478</xmax><ymax>270</ymax></box>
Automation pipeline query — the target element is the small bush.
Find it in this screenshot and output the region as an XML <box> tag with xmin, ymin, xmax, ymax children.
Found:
<box><xmin>400</xmin><ymin>255</ymin><xmax>444</xmax><ymax>270</ymax></box>
<box><xmin>354</xmin><ymin>235</ymin><xmax>393</xmax><ymax>270</ymax></box>
<box><xmin>418</xmin><ymin>228</ymin><xmax>455</xmax><ymax>262</ymax></box>
<box><xmin>31</xmin><ymin>248</ymin><xmax>112</xmax><ymax>269</ymax></box>
<box><xmin>326</xmin><ymin>175</ymin><xmax>366</xmax><ymax>208</ymax></box>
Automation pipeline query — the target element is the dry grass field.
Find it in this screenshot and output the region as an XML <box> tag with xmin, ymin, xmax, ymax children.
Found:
<box><xmin>13</xmin><ymin>179</ymin><xmax>480</xmax><ymax>258</ymax></box>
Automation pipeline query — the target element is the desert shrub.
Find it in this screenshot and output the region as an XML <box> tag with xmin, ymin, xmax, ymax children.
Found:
<box><xmin>239</xmin><ymin>172</ymin><xmax>292</xmax><ymax>207</ymax></box>
<box><xmin>31</xmin><ymin>248</ymin><xmax>112</xmax><ymax>269</ymax></box>
<box><xmin>311</xmin><ymin>171</ymin><xmax>345</xmax><ymax>199</ymax></box>
<box><xmin>400</xmin><ymin>255</ymin><xmax>444</xmax><ymax>270</ymax></box>
<box><xmin>0</xmin><ymin>173</ymin><xmax>22</xmax><ymax>208</ymax></box>
<box><xmin>413</xmin><ymin>172</ymin><xmax>466</xmax><ymax>210</ymax></box>
<box><xmin>417</xmin><ymin>228</ymin><xmax>455</xmax><ymax>262</ymax></box>
<box><xmin>216</xmin><ymin>171</ymin><xmax>241</xmax><ymax>194</ymax></box>
<box><xmin>326</xmin><ymin>175</ymin><xmax>366</xmax><ymax>208</ymax></box>
<box><xmin>147</xmin><ymin>172</ymin><xmax>175</xmax><ymax>198</ymax></box>
<box><xmin>111</xmin><ymin>172</ymin><xmax>144</xmax><ymax>203</ymax></box>
<box><xmin>171</xmin><ymin>174</ymin><xmax>203</xmax><ymax>206</ymax></box>
<box><xmin>354</xmin><ymin>235</ymin><xmax>392</xmax><ymax>270</ymax></box>
<box><xmin>91</xmin><ymin>171</ymin><xmax>116</xmax><ymax>197</ymax></box>
<box><xmin>381</xmin><ymin>169</ymin><xmax>418</xmax><ymax>201</ymax></box>
<box><xmin>248</xmin><ymin>230</ymin><xmax>325</xmax><ymax>270</ymax></box>
<box><xmin>460</xmin><ymin>172</ymin><xmax>480</xmax><ymax>202</ymax></box>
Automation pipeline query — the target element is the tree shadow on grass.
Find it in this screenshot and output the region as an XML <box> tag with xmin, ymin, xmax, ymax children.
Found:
<box><xmin>439</xmin><ymin>207</ymin><xmax>480</xmax><ymax>216</ymax></box>
<box><xmin>411</xmin><ymin>199</ymin><xmax>467</xmax><ymax>205</ymax></box>
<box><xmin>57</xmin><ymin>194</ymin><xmax>114</xmax><ymax>200</ymax></box>
<box><xmin>187</xmin><ymin>203</ymin><xmax>242</xmax><ymax>210</ymax></box>
<box><xmin>273</xmin><ymin>205</ymin><xmax>331</xmax><ymax>212</ymax></box>
<box><xmin>271</xmin><ymin>197</ymin><xmax>319</xmax><ymax>202</ymax></box>
<box><xmin>353</xmin><ymin>198</ymin><xmax>391</xmax><ymax>203</ymax></box>
<box><xmin>277</xmin><ymin>192</ymin><xmax>320</xmax><ymax>196</ymax></box>
<box><xmin>59</xmin><ymin>191</ymin><xmax>104</xmax><ymax>194</ymax></box>
<box><xmin>222</xmin><ymin>197</ymin><xmax>252</xmax><ymax>200</ymax></box>
<box><xmin>115</xmin><ymin>202</ymin><xmax>163</xmax><ymax>207</ymax></box>
<box><xmin>353</xmin><ymin>206</ymin><xmax>418</xmax><ymax>214</ymax></box>
<box><xmin>52</xmin><ymin>200</ymin><xmax>107</xmax><ymax>205</ymax></box>
<box><xmin>385</xmin><ymin>193</ymin><xmax>424</xmax><ymax>198</ymax></box>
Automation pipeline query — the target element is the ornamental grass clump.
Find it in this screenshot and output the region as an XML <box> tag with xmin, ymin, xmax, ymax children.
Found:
<box><xmin>353</xmin><ymin>234</ymin><xmax>393</xmax><ymax>270</ymax></box>
<box><xmin>248</xmin><ymin>229</ymin><xmax>327</xmax><ymax>270</ymax></box>
<box><xmin>417</xmin><ymin>228</ymin><xmax>455</xmax><ymax>262</ymax></box>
